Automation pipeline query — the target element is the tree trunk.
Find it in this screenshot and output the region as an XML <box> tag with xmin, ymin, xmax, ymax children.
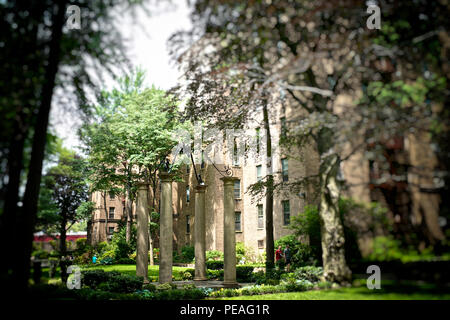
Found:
<box><xmin>103</xmin><ymin>191</ymin><xmax>109</xmax><ymax>242</ymax></box>
<box><xmin>263</xmin><ymin>101</ymin><xmax>275</xmax><ymax>270</ymax></box>
<box><xmin>126</xmin><ymin>183</ymin><xmax>133</xmax><ymax>243</ymax></box>
<box><xmin>0</xmin><ymin>3</ymin><xmax>42</xmax><ymax>287</ymax></box>
<box><xmin>13</xmin><ymin>1</ymin><xmax>66</xmax><ymax>292</ymax></box>
<box><xmin>148</xmin><ymin>183</ymin><xmax>155</xmax><ymax>266</ymax></box>
<box><xmin>318</xmin><ymin>154</ymin><xmax>351</xmax><ymax>284</ymax></box>
<box><xmin>60</xmin><ymin>216</ymin><xmax>68</xmax><ymax>284</ymax></box>
<box><xmin>0</xmin><ymin>122</ymin><xmax>27</xmax><ymax>281</ymax></box>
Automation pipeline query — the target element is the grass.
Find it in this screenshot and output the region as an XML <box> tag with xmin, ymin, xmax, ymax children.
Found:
<box><xmin>36</xmin><ymin>264</ymin><xmax>450</xmax><ymax>300</ymax></box>
<box><xmin>35</xmin><ymin>264</ymin><xmax>191</xmax><ymax>284</ymax></box>
<box><xmin>81</xmin><ymin>264</ymin><xmax>190</xmax><ymax>280</ymax></box>
<box><xmin>217</xmin><ymin>283</ymin><xmax>450</xmax><ymax>300</ymax></box>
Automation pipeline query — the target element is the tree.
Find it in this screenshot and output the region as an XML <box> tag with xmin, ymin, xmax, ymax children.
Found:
<box><xmin>0</xmin><ymin>0</ymin><xmax>148</xmax><ymax>292</ymax></box>
<box><xmin>37</xmin><ymin>146</ymin><xmax>91</xmax><ymax>283</ymax></box>
<box><xmin>80</xmin><ymin>70</ymin><xmax>188</xmax><ymax>269</ymax></box>
<box><xmin>170</xmin><ymin>0</ymin><xmax>449</xmax><ymax>282</ymax></box>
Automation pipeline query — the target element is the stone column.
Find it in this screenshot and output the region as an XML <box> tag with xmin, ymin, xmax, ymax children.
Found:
<box><xmin>194</xmin><ymin>184</ymin><xmax>207</xmax><ymax>281</ymax></box>
<box><xmin>159</xmin><ymin>172</ymin><xmax>174</xmax><ymax>283</ymax></box>
<box><xmin>136</xmin><ymin>183</ymin><xmax>149</xmax><ymax>283</ymax></box>
<box><xmin>221</xmin><ymin>176</ymin><xmax>238</xmax><ymax>287</ymax></box>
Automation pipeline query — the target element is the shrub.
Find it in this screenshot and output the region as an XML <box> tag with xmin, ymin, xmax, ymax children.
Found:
<box><xmin>46</xmin><ymin>250</ymin><xmax>57</xmax><ymax>259</ymax></box>
<box><xmin>99</xmin><ymin>257</ymin><xmax>114</xmax><ymax>265</ymax></box>
<box><xmin>81</xmin><ymin>270</ymin><xmax>143</xmax><ymax>293</ymax></box>
<box><xmin>251</xmin><ymin>270</ymin><xmax>266</xmax><ymax>284</ymax></box>
<box><xmin>129</xmin><ymin>252</ymin><xmax>137</xmax><ymax>261</ymax></box>
<box><xmin>265</xmin><ymin>268</ymin><xmax>284</xmax><ymax>280</ymax></box>
<box><xmin>153</xmin><ymin>288</ymin><xmax>206</xmax><ymax>300</ymax></box>
<box><xmin>180</xmin><ymin>245</ymin><xmax>195</xmax><ymax>262</ymax></box>
<box><xmin>116</xmin><ymin>257</ymin><xmax>135</xmax><ymax>265</ymax></box>
<box><xmin>236</xmin><ymin>265</ymin><xmax>254</xmax><ymax>282</ymax></box>
<box><xmin>206</xmin><ymin>250</ymin><xmax>223</xmax><ymax>261</ymax></box>
<box><xmin>206</xmin><ymin>260</ymin><xmax>224</xmax><ymax>270</ymax></box>
<box><xmin>182</xmin><ymin>284</ymin><xmax>196</xmax><ymax>290</ymax></box>
<box><xmin>143</xmin><ymin>283</ymin><xmax>156</xmax><ymax>292</ymax></box>
<box><xmin>95</xmin><ymin>241</ymin><xmax>108</xmax><ymax>254</ymax></box>
<box><xmin>74</xmin><ymin>252</ymin><xmax>91</xmax><ymax>265</ymax></box>
<box><xmin>182</xmin><ymin>271</ymin><xmax>193</xmax><ymax>280</ymax></box>
<box><xmin>156</xmin><ymin>283</ymin><xmax>173</xmax><ymax>291</ymax></box>
<box><xmin>275</xmin><ymin>234</ymin><xmax>318</xmax><ymax>268</ymax></box>
<box><xmin>294</xmin><ymin>266</ymin><xmax>323</xmax><ymax>283</ymax></box>
<box><xmin>99</xmin><ymin>274</ymin><xmax>143</xmax><ymax>293</ymax></box>
<box><xmin>207</xmin><ymin>269</ymin><xmax>224</xmax><ymax>280</ymax></box>
<box><xmin>367</xmin><ymin>236</ymin><xmax>435</xmax><ymax>262</ymax></box>
<box><xmin>236</xmin><ymin>242</ymin><xmax>246</xmax><ymax>263</ymax></box>
<box><xmin>280</xmin><ymin>272</ymin><xmax>296</xmax><ymax>282</ymax></box>
<box><xmin>98</xmin><ymin>248</ymin><xmax>115</xmax><ymax>262</ymax></box>
<box><xmin>184</xmin><ymin>268</ymin><xmax>195</xmax><ymax>278</ymax></box>
<box><xmin>32</xmin><ymin>249</ymin><xmax>50</xmax><ymax>259</ymax></box>
<box><xmin>82</xmin><ymin>269</ymin><xmax>111</xmax><ymax>288</ymax></box>
<box><xmin>317</xmin><ymin>281</ymin><xmax>332</xmax><ymax>289</ymax></box>
<box><xmin>75</xmin><ymin>238</ymin><xmax>88</xmax><ymax>251</ymax></box>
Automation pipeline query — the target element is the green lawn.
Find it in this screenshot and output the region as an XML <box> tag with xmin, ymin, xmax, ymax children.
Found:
<box><xmin>81</xmin><ymin>264</ymin><xmax>190</xmax><ymax>280</ymax></box>
<box><xmin>218</xmin><ymin>285</ymin><xmax>450</xmax><ymax>300</ymax></box>
<box><xmin>37</xmin><ymin>264</ymin><xmax>191</xmax><ymax>285</ymax></box>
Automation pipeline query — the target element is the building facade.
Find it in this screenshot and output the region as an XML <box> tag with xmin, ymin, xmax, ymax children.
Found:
<box><xmin>89</xmin><ymin>100</ymin><xmax>312</xmax><ymax>255</ymax></box>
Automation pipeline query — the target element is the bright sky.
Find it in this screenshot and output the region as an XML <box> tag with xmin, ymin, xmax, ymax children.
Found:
<box><xmin>50</xmin><ymin>1</ymin><xmax>192</xmax><ymax>151</ymax></box>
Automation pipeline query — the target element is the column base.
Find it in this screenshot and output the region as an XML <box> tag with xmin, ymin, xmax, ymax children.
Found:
<box><xmin>194</xmin><ymin>277</ymin><xmax>208</xmax><ymax>281</ymax></box>
<box><xmin>222</xmin><ymin>281</ymin><xmax>240</xmax><ymax>288</ymax></box>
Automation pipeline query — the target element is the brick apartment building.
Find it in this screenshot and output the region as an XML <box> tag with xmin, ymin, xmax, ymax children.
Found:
<box><xmin>89</xmin><ymin>93</ymin><xmax>446</xmax><ymax>256</ymax></box>
<box><xmin>89</xmin><ymin>98</ymin><xmax>316</xmax><ymax>256</ymax></box>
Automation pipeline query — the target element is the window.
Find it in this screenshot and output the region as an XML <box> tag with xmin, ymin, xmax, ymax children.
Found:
<box><xmin>281</xmin><ymin>158</ymin><xmax>289</xmax><ymax>182</ymax></box>
<box><xmin>280</xmin><ymin>117</ymin><xmax>287</xmax><ymax>138</ymax></box>
<box><xmin>257</xmin><ymin>165</ymin><xmax>262</xmax><ymax>181</ymax></box>
<box><xmin>186</xmin><ymin>215</ymin><xmax>190</xmax><ymax>233</ymax></box>
<box><xmin>257</xmin><ymin>205</ymin><xmax>264</xmax><ymax>229</ymax></box>
<box><xmin>109</xmin><ymin>192</ymin><xmax>115</xmax><ymax>200</ymax></box>
<box><xmin>201</xmin><ymin>150</ymin><xmax>205</xmax><ymax>169</ymax></box>
<box><xmin>109</xmin><ymin>207</ymin><xmax>115</xmax><ymax>219</ymax></box>
<box><xmin>235</xmin><ymin>212</ymin><xmax>241</xmax><ymax>232</ymax></box>
<box><xmin>255</xmin><ymin>127</ymin><xmax>261</xmax><ymax>154</ymax></box>
<box><xmin>258</xmin><ymin>240</ymin><xmax>264</xmax><ymax>249</ymax></box>
<box><xmin>108</xmin><ymin>227</ymin><xmax>115</xmax><ymax>234</ymax></box>
<box><xmin>234</xmin><ymin>180</ymin><xmax>241</xmax><ymax>199</ymax></box>
<box><xmin>186</xmin><ymin>186</ymin><xmax>190</xmax><ymax>203</ymax></box>
<box><xmin>282</xmin><ymin>200</ymin><xmax>290</xmax><ymax>225</ymax></box>
<box><xmin>233</xmin><ymin>138</ymin><xmax>240</xmax><ymax>166</ymax></box>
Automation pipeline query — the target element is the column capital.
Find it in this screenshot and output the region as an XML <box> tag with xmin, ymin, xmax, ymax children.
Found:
<box><xmin>195</xmin><ymin>184</ymin><xmax>208</xmax><ymax>192</ymax></box>
<box><xmin>159</xmin><ymin>172</ymin><xmax>176</xmax><ymax>182</ymax></box>
<box><xmin>220</xmin><ymin>176</ymin><xmax>239</xmax><ymax>185</ymax></box>
<box><xmin>137</xmin><ymin>182</ymin><xmax>149</xmax><ymax>190</ymax></box>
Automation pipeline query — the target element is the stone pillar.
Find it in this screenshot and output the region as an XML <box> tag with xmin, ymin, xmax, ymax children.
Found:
<box><xmin>159</xmin><ymin>172</ymin><xmax>174</xmax><ymax>283</ymax></box>
<box><xmin>136</xmin><ymin>184</ymin><xmax>149</xmax><ymax>283</ymax></box>
<box><xmin>194</xmin><ymin>184</ymin><xmax>207</xmax><ymax>281</ymax></box>
<box><xmin>221</xmin><ymin>176</ymin><xmax>238</xmax><ymax>287</ymax></box>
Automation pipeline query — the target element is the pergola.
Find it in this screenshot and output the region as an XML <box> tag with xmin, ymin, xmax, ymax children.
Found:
<box><xmin>135</xmin><ymin>160</ymin><xmax>239</xmax><ymax>287</ymax></box>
